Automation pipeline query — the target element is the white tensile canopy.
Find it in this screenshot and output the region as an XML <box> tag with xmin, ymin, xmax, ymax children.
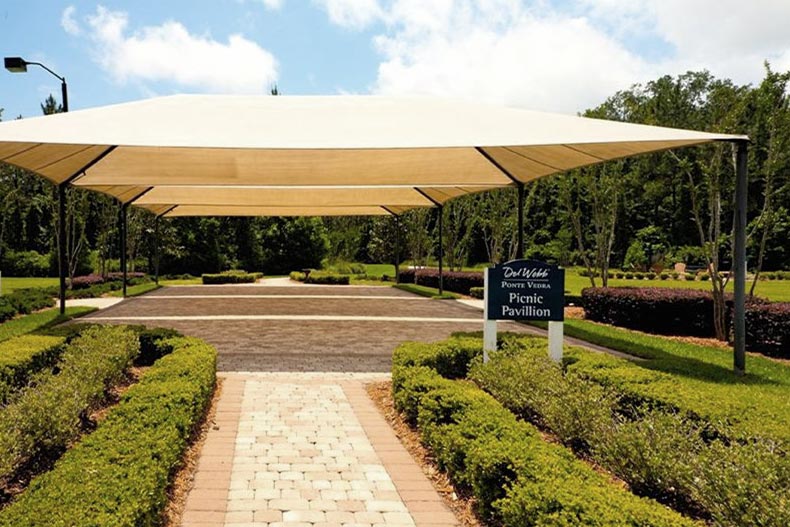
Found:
<box><xmin>0</xmin><ymin>94</ymin><xmax>751</xmax><ymax>374</ymax></box>
<box><xmin>0</xmin><ymin>94</ymin><xmax>745</xmax><ymax>216</ymax></box>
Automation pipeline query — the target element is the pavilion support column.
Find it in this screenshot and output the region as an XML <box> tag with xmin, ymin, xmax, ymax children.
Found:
<box><xmin>57</xmin><ymin>183</ymin><xmax>67</xmax><ymax>315</ymax></box>
<box><xmin>516</xmin><ymin>182</ymin><xmax>525</xmax><ymax>260</ymax></box>
<box><xmin>120</xmin><ymin>202</ymin><xmax>128</xmax><ymax>298</ymax></box>
<box><xmin>394</xmin><ymin>215</ymin><xmax>400</xmax><ymax>283</ymax></box>
<box><xmin>154</xmin><ymin>216</ymin><xmax>160</xmax><ymax>286</ymax></box>
<box><xmin>438</xmin><ymin>205</ymin><xmax>444</xmax><ymax>295</ymax></box>
<box><xmin>733</xmin><ymin>141</ymin><xmax>748</xmax><ymax>376</ymax></box>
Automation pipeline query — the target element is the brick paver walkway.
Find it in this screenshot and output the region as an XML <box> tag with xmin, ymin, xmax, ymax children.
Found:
<box><xmin>82</xmin><ymin>283</ymin><xmax>533</xmax><ymax>526</ymax></box>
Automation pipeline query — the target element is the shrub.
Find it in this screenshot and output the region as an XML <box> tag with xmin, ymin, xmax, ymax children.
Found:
<box><xmin>660</xmin><ymin>272</ymin><xmax>670</xmax><ymax>280</ymax></box>
<box><xmin>0</xmin><ymin>326</ymin><xmax>139</xmax><ymax>481</ymax></box>
<box><xmin>391</xmin><ymin>339</ymin><xmax>694</xmax><ymax>526</ymax></box>
<box><xmin>414</xmin><ymin>269</ymin><xmax>483</xmax><ymax>295</ymax></box>
<box><xmin>615</xmin><ymin>271</ymin><xmax>625</xmax><ymax>279</ymax></box>
<box><xmin>0</xmin><ymin>335</ymin><xmax>65</xmax><ymax>404</ymax></box>
<box><xmin>289</xmin><ymin>271</ymin><xmax>307</xmax><ymax>282</ymax></box>
<box><xmin>578</xmin><ymin>268</ymin><xmax>600</xmax><ymax>278</ymax></box>
<box><xmin>634</xmin><ymin>272</ymin><xmax>645</xmax><ymax>280</ymax></box>
<box><xmin>201</xmin><ymin>272</ymin><xmax>258</xmax><ymax>284</ymax></box>
<box><xmin>304</xmin><ymin>272</ymin><xmax>350</xmax><ymax>285</ymax></box>
<box><xmin>469</xmin><ymin>287</ymin><xmax>484</xmax><ymax>299</ymax></box>
<box><xmin>0</xmin><ymin>250</ymin><xmax>51</xmax><ymax>277</ymax></box>
<box><xmin>671</xmin><ymin>272</ymin><xmax>679</xmax><ymax>280</ymax></box>
<box><xmin>583</xmin><ymin>287</ymin><xmax>715</xmax><ymax>337</ymax></box>
<box><xmin>70</xmin><ymin>274</ymin><xmax>106</xmax><ymax>289</ymax></box>
<box><xmin>0</xmin><ymin>336</ymin><xmax>216</xmax><ymax>527</ymax></box>
<box><xmin>697</xmin><ymin>271</ymin><xmax>710</xmax><ymax>281</ymax></box>
<box><xmin>325</xmin><ymin>261</ymin><xmax>366</xmax><ymax>275</ymax></box>
<box><xmin>625</xmin><ymin>272</ymin><xmax>634</xmax><ymax>279</ymax></box>
<box><xmin>745</xmin><ymin>302</ymin><xmax>790</xmax><ymax>357</ymax></box>
<box><xmin>645</xmin><ymin>272</ymin><xmax>657</xmax><ymax>280</ymax></box>
<box><xmin>397</xmin><ymin>268</ymin><xmax>415</xmax><ymax>283</ymax></box>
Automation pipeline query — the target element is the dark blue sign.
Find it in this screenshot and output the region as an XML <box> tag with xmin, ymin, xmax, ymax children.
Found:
<box><xmin>486</xmin><ymin>260</ymin><xmax>565</xmax><ymax>321</ymax></box>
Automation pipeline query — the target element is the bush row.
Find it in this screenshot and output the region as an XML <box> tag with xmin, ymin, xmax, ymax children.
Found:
<box><xmin>0</xmin><ymin>335</ymin><xmax>66</xmax><ymax>405</ymax></box>
<box><xmin>70</xmin><ymin>272</ymin><xmax>148</xmax><ymax>290</ymax></box>
<box><xmin>582</xmin><ymin>287</ymin><xmax>788</xmax><ymax>357</ymax></box>
<box><xmin>305</xmin><ymin>272</ymin><xmax>350</xmax><ymax>285</ymax></box>
<box><xmin>0</xmin><ymin>288</ymin><xmax>56</xmax><ymax>324</ymax></box>
<box><xmin>397</xmin><ymin>268</ymin><xmax>485</xmax><ymax>295</ymax></box>
<box><xmin>0</xmin><ymin>326</ymin><xmax>139</xmax><ymax>482</ymax></box>
<box><xmin>392</xmin><ymin>338</ymin><xmax>694</xmax><ymax>526</ymax></box>
<box><xmin>470</xmin><ymin>336</ymin><xmax>790</xmax><ymax>526</ymax></box>
<box><xmin>0</xmin><ymin>335</ymin><xmax>217</xmax><ymax>527</ymax></box>
<box><xmin>201</xmin><ymin>271</ymin><xmax>261</xmax><ymax>284</ymax></box>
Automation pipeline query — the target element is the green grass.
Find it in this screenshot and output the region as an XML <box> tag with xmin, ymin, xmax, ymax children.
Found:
<box><xmin>0</xmin><ymin>306</ymin><xmax>96</xmax><ymax>342</ymax></box>
<box><xmin>565</xmin><ymin>270</ymin><xmax>790</xmax><ymax>301</ymax></box>
<box><xmin>529</xmin><ymin>319</ymin><xmax>790</xmax><ymax>443</ymax></box>
<box><xmin>107</xmin><ymin>283</ymin><xmax>161</xmax><ymax>297</ymax></box>
<box><xmin>158</xmin><ymin>277</ymin><xmax>203</xmax><ymax>286</ymax></box>
<box><xmin>0</xmin><ymin>277</ymin><xmax>58</xmax><ymax>295</ymax></box>
<box><xmin>394</xmin><ymin>283</ymin><xmax>460</xmax><ymax>299</ymax></box>
<box><xmin>363</xmin><ymin>263</ymin><xmax>396</xmax><ymax>278</ymax></box>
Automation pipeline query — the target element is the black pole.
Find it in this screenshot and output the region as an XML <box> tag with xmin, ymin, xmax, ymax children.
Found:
<box><xmin>438</xmin><ymin>205</ymin><xmax>444</xmax><ymax>295</ymax></box>
<box><xmin>516</xmin><ymin>182</ymin><xmax>525</xmax><ymax>259</ymax></box>
<box><xmin>58</xmin><ymin>184</ymin><xmax>67</xmax><ymax>314</ymax></box>
<box><xmin>60</xmin><ymin>80</ymin><xmax>68</xmax><ymax>112</ymax></box>
<box><xmin>121</xmin><ymin>203</ymin><xmax>128</xmax><ymax>298</ymax></box>
<box><xmin>733</xmin><ymin>141</ymin><xmax>748</xmax><ymax>375</ymax></box>
<box><xmin>394</xmin><ymin>215</ymin><xmax>400</xmax><ymax>283</ymax></box>
<box><xmin>154</xmin><ymin>216</ymin><xmax>160</xmax><ymax>285</ymax></box>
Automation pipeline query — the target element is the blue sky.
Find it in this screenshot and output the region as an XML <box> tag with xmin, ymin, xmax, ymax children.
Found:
<box><xmin>2</xmin><ymin>1</ymin><xmax>789</xmax><ymax>120</ymax></box>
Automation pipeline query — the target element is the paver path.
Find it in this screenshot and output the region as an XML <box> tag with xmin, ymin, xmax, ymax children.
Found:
<box><xmin>83</xmin><ymin>283</ymin><xmax>529</xmax><ymax>526</ymax></box>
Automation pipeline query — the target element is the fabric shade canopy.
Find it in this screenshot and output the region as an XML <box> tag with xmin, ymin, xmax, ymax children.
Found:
<box><xmin>0</xmin><ymin>94</ymin><xmax>746</xmax><ymax>217</ymax></box>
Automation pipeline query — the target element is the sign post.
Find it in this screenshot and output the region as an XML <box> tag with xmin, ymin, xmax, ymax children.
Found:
<box><xmin>483</xmin><ymin>260</ymin><xmax>565</xmax><ymax>362</ymax></box>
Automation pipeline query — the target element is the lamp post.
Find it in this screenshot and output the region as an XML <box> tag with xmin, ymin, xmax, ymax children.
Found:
<box><xmin>5</xmin><ymin>57</ymin><xmax>69</xmax><ymax>314</ymax></box>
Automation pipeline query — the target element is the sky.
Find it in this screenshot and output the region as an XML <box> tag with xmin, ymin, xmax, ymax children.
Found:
<box><xmin>1</xmin><ymin>0</ymin><xmax>790</xmax><ymax>120</ymax></box>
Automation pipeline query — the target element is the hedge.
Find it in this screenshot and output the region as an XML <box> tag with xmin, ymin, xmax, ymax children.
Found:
<box><xmin>304</xmin><ymin>272</ymin><xmax>350</xmax><ymax>285</ymax></box>
<box><xmin>0</xmin><ymin>288</ymin><xmax>56</xmax><ymax>324</ymax></box>
<box><xmin>0</xmin><ymin>335</ymin><xmax>66</xmax><ymax>405</ymax></box>
<box><xmin>392</xmin><ymin>338</ymin><xmax>695</xmax><ymax>526</ymax></box>
<box><xmin>582</xmin><ymin>287</ymin><xmax>788</xmax><ymax>357</ymax></box>
<box><xmin>289</xmin><ymin>271</ymin><xmax>307</xmax><ymax>282</ymax></box>
<box><xmin>0</xmin><ymin>335</ymin><xmax>216</xmax><ymax>527</ymax></box>
<box><xmin>745</xmin><ymin>302</ymin><xmax>790</xmax><ymax>356</ymax></box>
<box><xmin>201</xmin><ymin>271</ymin><xmax>260</xmax><ymax>284</ymax></box>
<box><xmin>397</xmin><ymin>268</ymin><xmax>484</xmax><ymax>295</ymax></box>
<box><xmin>0</xmin><ymin>326</ymin><xmax>139</xmax><ymax>482</ymax></box>
<box><xmin>470</xmin><ymin>336</ymin><xmax>790</xmax><ymax>526</ymax></box>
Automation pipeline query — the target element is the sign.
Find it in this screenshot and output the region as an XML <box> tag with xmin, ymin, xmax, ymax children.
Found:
<box><xmin>486</xmin><ymin>260</ymin><xmax>564</xmax><ymax>321</ymax></box>
<box><xmin>483</xmin><ymin>260</ymin><xmax>565</xmax><ymax>363</ymax></box>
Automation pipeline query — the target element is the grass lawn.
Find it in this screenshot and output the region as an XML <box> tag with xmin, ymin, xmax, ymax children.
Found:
<box><xmin>108</xmin><ymin>283</ymin><xmax>161</xmax><ymax>297</ymax></box>
<box><xmin>362</xmin><ymin>263</ymin><xmax>396</xmax><ymax>278</ymax></box>
<box><xmin>526</xmin><ymin>318</ymin><xmax>790</xmax><ymax>443</ymax></box>
<box><xmin>0</xmin><ymin>277</ymin><xmax>58</xmax><ymax>295</ymax></box>
<box><xmin>565</xmin><ymin>270</ymin><xmax>790</xmax><ymax>301</ymax></box>
<box><xmin>158</xmin><ymin>277</ymin><xmax>203</xmax><ymax>286</ymax></box>
<box><xmin>393</xmin><ymin>283</ymin><xmax>460</xmax><ymax>299</ymax></box>
<box><xmin>0</xmin><ymin>306</ymin><xmax>96</xmax><ymax>342</ymax></box>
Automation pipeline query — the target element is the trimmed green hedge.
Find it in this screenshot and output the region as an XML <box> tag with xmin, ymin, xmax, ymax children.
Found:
<box><xmin>471</xmin><ymin>335</ymin><xmax>790</xmax><ymax>526</ymax></box>
<box><xmin>0</xmin><ymin>335</ymin><xmax>66</xmax><ymax>405</ymax></box>
<box><xmin>392</xmin><ymin>338</ymin><xmax>695</xmax><ymax>526</ymax></box>
<box><xmin>0</xmin><ymin>288</ymin><xmax>56</xmax><ymax>324</ymax></box>
<box><xmin>0</xmin><ymin>335</ymin><xmax>216</xmax><ymax>527</ymax></box>
<box><xmin>201</xmin><ymin>271</ymin><xmax>261</xmax><ymax>284</ymax></box>
<box><xmin>0</xmin><ymin>326</ymin><xmax>139</xmax><ymax>481</ymax></box>
<box><xmin>304</xmin><ymin>272</ymin><xmax>350</xmax><ymax>285</ymax></box>
<box><xmin>289</xmin><ymin>271</ymin><xmax>307</xmax><ymax>282</ymax></box>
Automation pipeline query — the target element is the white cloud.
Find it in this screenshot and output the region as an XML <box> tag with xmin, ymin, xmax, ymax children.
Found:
<box><xmin>79</xmin><ymin>6</ymin><xmax>277</xmax><ymax>93</ymax></box>
<box><xmin>261</xmin><ymin>0</ymin><xmax>284</xmax><ymax>10</ymax></box>
<box><xmin>361</xmin><ymin>0</ymin><xmax>790</xmax><ymax>113</ymax></box>
<box><xmin>314</xmin><ymin>0</ymin><xmax>384</xmax><ymax>30</ymax></box>
<box><xmin>60</xmin><ymin>5</ymin><xmax>81</xmax><ymax>36</ymax></box>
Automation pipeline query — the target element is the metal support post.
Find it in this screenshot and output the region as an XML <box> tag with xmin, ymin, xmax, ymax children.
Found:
<box><xmin>58</xmin><ymin>183</ymin><xmax>67</xmax><ymax>314</ymax></box>
<box><xmin>121</xmin><ymin>203</ymin><xmax>128</xmax><ymax>298</ymax></box>
<box><xmin>154</xmin><ymin>215</ymin><xmax>160</xmax><ymax>285</ymax></box>
<box><xmin>733</xmin><ymin>141</ymin><xmax>748</xmax><ymax>375</ymax></box>
<box><xmin>437</xmin><ymin>205</ymin><xmax>444</xmax><ymax>295</ymax></box>
<box><xmin>393</xmin><ymin>215</ymin><xmax>400</xmax><ymax>283</ymax></box>
<box><xmin>483</xmin><ymin>268</ymin><xmax>496</xmax><ymax>362</ymax></box>
<box><xmin>516</xmin><ymin>182</ymin><xmax>524</xmax><ymax>259</ymax></box>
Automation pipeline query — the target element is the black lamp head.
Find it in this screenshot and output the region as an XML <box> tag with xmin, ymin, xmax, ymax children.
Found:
<box><xmin>4</xmin><ymin>57</ymin><xmax>28</xmax><ymax>73</ymax></box>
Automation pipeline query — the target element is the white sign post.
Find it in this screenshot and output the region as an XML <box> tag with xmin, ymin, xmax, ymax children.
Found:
<box><xmin>483</xmin><ymin>268</ymin><xmax>497</xmax><ymax>362</ymax></box>
<box><xmin>483</xmin><ymin>260</ymin><xmax>564</xmax><ymax>363</ymax></box>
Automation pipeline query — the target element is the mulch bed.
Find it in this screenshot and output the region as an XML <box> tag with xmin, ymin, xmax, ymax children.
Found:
<box><xmin>366</xmin><ymin>380</ymin><xmax>484</xmax><ymax>527</ymax></box>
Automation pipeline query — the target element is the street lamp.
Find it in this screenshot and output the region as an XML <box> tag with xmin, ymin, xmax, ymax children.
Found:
<box><xmin>4</xmin><ymin>56</ymin><xmax>69</xmax><ymax>314</ymax></box>
<box><xmin>4</xmin><ymin>57</ymin><xmax>69</xmax><ymax>112</ymax></box>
